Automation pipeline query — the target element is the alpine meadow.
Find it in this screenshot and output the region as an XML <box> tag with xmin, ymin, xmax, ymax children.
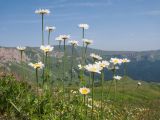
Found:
<box><xmin>0</xmin><ymin>0</ymin><xmax>160</xmax><ymax>120</ymax></box>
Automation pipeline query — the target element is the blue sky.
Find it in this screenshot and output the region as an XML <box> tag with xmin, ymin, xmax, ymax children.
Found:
<box><xmin>0</xmin><ymin>0</ymin><xmax>160</xmax><ymax>51</ymax></box>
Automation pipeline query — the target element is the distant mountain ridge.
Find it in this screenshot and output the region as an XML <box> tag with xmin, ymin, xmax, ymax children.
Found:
<box><xmin>0</xmin><ymin>46</ymin><xmax>160</xmax><ymax>82</ymax></box>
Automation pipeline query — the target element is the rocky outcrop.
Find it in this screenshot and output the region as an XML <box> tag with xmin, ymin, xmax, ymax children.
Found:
<box><xmin>0</xmin><ymin>48</ymin><xmax>29</xmax><ymax>63</ymax></box>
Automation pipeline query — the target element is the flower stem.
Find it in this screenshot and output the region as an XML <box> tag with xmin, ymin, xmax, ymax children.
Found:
<box><xmin>106</xmin><ymin>70</ymin><xmax>114</xmax><ymax>99</ymax></box>
<box><xmin>91</xmin><ymin>72</ymin><xmax>95</xmax><ymax>119</ymax></box>
<box><xmin>71</xmin><ymin>45</ymin><xmax>74</xmax><ymax>82</ymax></box>
<box><xmin>82</xmin><ymin>28</ymin><xmax>85</xmax><ymax>39</ymax></box>
<box><xmin>89</xmin><ymin>72</ymin><xmax>91</xmax><ymax>87</ymax></box>
<box><xmin>36</xmin><ymin>68</ymin><xmax>40</xmax><ymax>115</ymax></box>
<box><xmin>20</xmin><ymin>51</ymin><xmax>24</xmax><ymax>81</ymax></box>
<box><xmin>41</xmin><ymin>13</ymin><xmax>44</xmax><ymax>45</ymax></box>
<box><xmin>45</xmin><ymin>52</ymin><xmax>48</xmax><ymax>83</ymax></box>
<box><xmin>48</xmin><ymin>30</ymin><xmax>51</xmax><ymax>45</ymax></box>
<box><xmin>122</xmin><ymin>63</ymin><xmax>127</xmax><ymax>102</ymax></box>
<box><xmin>20</xmin><ymin>51</ymin><xmax>22</xmax><ymax>62</ymax></box>
<box><xmin>63</xmin><ymin>39</ymin><xmax>66</xmax><ymax>100</ymax></box>
<box><xmin>113</xmin><ymin>67</ymin><xmax>116</xmax><ymax>101</ymax></box>
<box><xmin>84</xmin><ymin>95</ymin><xmax>87</xmax><ymax>117</ymax></box>
<box><xmin>101</xmin><ymin>69</ymin><xmax>104</xmax><ymax>119</ymax></box>
<box><xmin>81</xmin><ymin>28</ymin><xmax>85</xmax><ymax>63</ymax></box>
<box><xmin>84</xmin><ymin>44</ymin><xmax>88</xmax><ymax>64</ymax></box>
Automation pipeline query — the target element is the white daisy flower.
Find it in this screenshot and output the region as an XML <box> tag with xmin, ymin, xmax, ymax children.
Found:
<box><xmin>40</xmin><ymin>45</ymin><xmax>53</xmax><ymax>53</ymax></box>
<box><xmin>95</xmin><ymin>60</ymin><xmax>110</xmax><ymax>68</ymax></box>
<box><xmin>83</xmin><ymin>39</ymin><xmax>93</xmax><ymax>45</ymax></box>
<box><xmin>84</xmin><ymin>64</ymin><xmax>103</xmax><ymax>74</ymax></box>
<box><xmin>78</xmin><ymin>64</ymin><xmax>84</xmax><ymax>70</ymax></box>
<box><xmin>113</xmin><ymin>75</ymin><xmax>122</xmax><ymax>80</ymax></box>
<box><xmin>121</xmin><ymin>58</ymin><xmax>131</xmax><ymax>63</ymax></box>
<box><xmin>78</xmin><ymin>24</ymin><xmax>89</xmax><ymax>29</ymax></box>
<box><xmin>28</xmin><ymin>62</ymin><xmax>44</xmax><ymax>69</ymax></box>
<box><xmin>45</xmin><ymin>26</ymin><xmax>56</xmax><ymax>31</ymax></box>
<box><xmin>137</xmin><ymin>82</ymin><xmax>142</xmax><ymax>86</ymax></box>
<box><xmin>55</xmin><ymin>36</ymin><xmax>63</xmax><ymax>41</ymax></box>
<box><xmin>79</xmin><ymin>87</ymin><xmax>90</xmax><ymax>95</ymax></box>
<box><xmin>69</xmin><ymin>40</ymin><xmax>78</xmax><ymax>46</ymax></box>
<box><xmin>59</xmin><ymin>35</ymin><xmax>70</xmax><ymax>40</ymax></box>
<box><xmin>16</xmin><ymin>46</ymin><xmax>26</xmax><ymax>51</ymax></box>
<box><xmin>90</xmin><ymin>53</ymin><xmax>102</xmax><ymax>61</ymax></box>
<box><xmin>110</xmin><ymin>58</ymin><xmax>122</xmax><ymax>65</ymax></box>
<box><xmin>35</xmin><ymin>8</ymin><xmax>50</xmax><ymax>14</ymax></box>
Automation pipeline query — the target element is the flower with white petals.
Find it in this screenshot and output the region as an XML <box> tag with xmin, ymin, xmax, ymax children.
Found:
<box><xmin>83</xmin><ymin>39</ymin><xmax>93</xmax><ymax>45</ymax></box>
<box><xmin>59</xmin><ymin>35</ymin><xmax>70</xmax><ymax>40</ymax></box>
<box><xmin>137</xmin><ymin>82</ymin><xmax>142</xmax><ymax>86</ymax></box>
<box><xmin>78</xmin><ymin>64</ymin><xmax>84</xmax><ymax>70</ymax></box>
<box><xmin>55</xmin><ymin>36</ymin><xmax>63</xmax><ymax>42</ymax></box>
<box><xmin>79</xmin><ymin>87</ymin><xmax>90</xmax><ymax>95</ymax></box>
<box><xmin>78</xmin><ymin>24</ymin><xmax>89</xmax><ymax>29</ymax></box>
<box><xmin>29</xmin><ymin>62</ymin><xmax>44</xmax><ymax>69</ymax></box>
<box><xmin>95</xmin><ymin>60</ymin><xmax>110</xmax><ymax>68</ymax></box>
<box><xmin>87</xmin><ymin>104</ymin><xmax>92</xmax><ymax>108</ymax></box>
<box><xmin>17</xmin><ymin>46</ymin><xmax>26</xmax><ymax>51</ymax></box>
<box><xmin>45</xmin><ymin>26</ymin><xmax>56</xmax><ymax>31</ymax></box>
<box><xmin>40</xmin><ymin>45</ymin><xmax>53</xmax><ymax>53</ymax></box>
<box><xmin>85</xmin><ymin>64</ymin><xmax>103</xmax><ymax>74</ymax></box>
<box><xmin>69</xmin><ymin>40</ymin><xmax>78</xmax><ymax>46</ymax></box>
<box><xmin>121</xmin><ymin>58</ymin><xmax>130</xmax><ymax>63</ymax></box>
<box><xmin>113</xmin><ymin>75</ymin><xmax>122</xmax><ymax>80</ymax></box>
<box><xmin>110</xmin><ymin>58</ymin><xmax>122</xmax><ymax>65</ymax></box>
<box><xmin>90</xmin><ymin>53</ymin><xmax>102</xmax><ymax>61</ymax></box>
<box><xmin>35</xmin><ymin>9</ymin><xmax>50</xmax><ymax>14</ymax></box>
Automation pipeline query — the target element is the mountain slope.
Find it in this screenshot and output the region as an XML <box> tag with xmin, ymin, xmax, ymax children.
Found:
<box><xmin>0</xmin><ymin>46</ymin><xmax>160</xmax><ymax>82</ymax></box>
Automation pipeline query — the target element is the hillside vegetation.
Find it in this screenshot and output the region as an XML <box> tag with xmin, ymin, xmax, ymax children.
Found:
<box><xmin>0</xmin><ymin>75</ymin><xmax>160</xmax><ymax>120</ymax></box>
<box><xmin>0</xmin><ymin>46</ymin><xmax>160</xmax><ymax>82</ymax></box>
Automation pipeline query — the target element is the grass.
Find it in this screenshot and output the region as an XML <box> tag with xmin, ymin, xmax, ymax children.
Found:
<box><xmin>0</xmin><ymin>74</ymin><xmax>159</xmax><ymax>120</ymax></box>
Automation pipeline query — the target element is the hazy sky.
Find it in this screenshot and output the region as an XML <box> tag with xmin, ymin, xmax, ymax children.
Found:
<box><xmin>0</xmin><ymin>0</ymin><xmax>160</xmax><ymax>51</ymax></box>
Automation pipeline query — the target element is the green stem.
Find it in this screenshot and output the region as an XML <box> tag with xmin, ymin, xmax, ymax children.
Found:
<box><xmin>45</xmin><ymin>52</ymin><xmax>48</xmax><ymax>83</ymax></box>
<box><xmin>71</xmin><ymin>45</ymin><xmax>74</xmax><ymax>82</ymax></box>
<box><xmin>113</xmin><ymin>67</ymin><xmax>116</xmax><ymax>101</ymax></box>
<box><xmin>81</xmin><ymin>28</ymin><xmax>85</xmax><ymax>65</ymax></box>
<box><xmin>82</xmin><ymin>28</ymin><xmax>84</xmax><ymax>59</ymax></box>
<box><xmin>101</xmin><ymin>69</ymin><xmax>104</xmax><ymax>119</ymax></box>
<box><xmin>124</xmin><ymin>63</ymin><xmax>127</xmax><ymax>76</ymax></box>
<box><xmin>48</xmin><ymin>30</ymin><xmax>51</xmax><ymax>45</ymax></box>
<box><xmin>63</xmin><ymin>39</ymin><xmax>66</xmax><ymax>100</ymax></box>
<box><xmin>42</xmin><ymin>13</ymin><xmax>44</xmax><ymax>45</ymax></box>
<box><xmin>63</xmin><ymin>39</ymin><xmax>66</xmax><ymax>51</ymax></box>
<box><xmin>84</xmin><ymin>95</ymin><xmax>87</xmax><ymax>117</ymax></box>
<box><xmin>122</xmin><ymin>63</ymin><xmax>127</xmax><ymax>102</ymax></box>
<box><xmin>91</xmin><ymin>72</ymin><xmax>95</xmax><ymax>119</ymax></box>
<box><xmin>36</xmin><ymin>68</ymin><xmax>40</xmax><ymax>115</ymax></box>
<box><xmin>20</xmin><ymin>51</ymin><xmax>24</xmax><ymax>81</ymax></box>
<box><xmin>20</xmin><ymin>51</ymin><xmax>22</xmax><ymax>62</ymax></box>
<box><xmin>84</xmin><ymin>44</ymin><xmax>88</xmax><ymax>64</ymax></box>
<box><xmin>82</xmin><ymin>28</ymin><xmax>85</xmax><ymax>39</ymax></box>
<box><xmin>106</xmin><ymin>70</ymin><xmax>114</xmax><ymax>99</ymax></box>
<box><xmin>89</xmin><ymin>72</ymin><xmax>91</xmax><ymax>87</ymax></box>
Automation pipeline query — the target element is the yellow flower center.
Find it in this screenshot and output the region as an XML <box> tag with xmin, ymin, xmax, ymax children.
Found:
<box><xmin>113</xmin><ymin>59</ymin><xmax>118</xmax><ymax>64</ymax></box>
<box><xmin>44</xmin><ymin>48</ymin><xmax>49</xmax><ymax>52</ymax></box>
<box><xmin>100</xmin><ymin>63</ymin><xmax>105</xmax><ymax>68</ymax></box>
<box><xmin>123</xmin><ymin>60</ymin><xmax>127</xmax><ymax>63</ymax></box>
<box><xmin>34</xmin><ymin>63</ymin><xmax>41</xmax><ymax>68</ymax></box>
<box><xmin>81</xmin><ymin>89</ymin><xmax>89</xmax><ymax>95</ymax></box>
<box><xmin>90</xmin><ymin>67</ymin><xmax>97</xmax><ymax>72</ymax></box>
